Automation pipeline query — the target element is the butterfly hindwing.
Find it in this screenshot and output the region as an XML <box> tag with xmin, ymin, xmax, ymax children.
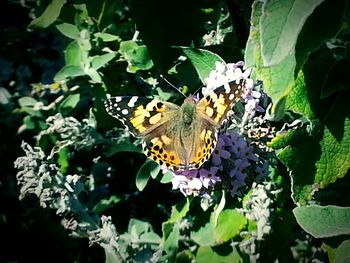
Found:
<box><xmin>141</xmin><ymin>118</ymin><xmax>218</xmax><ymax>171</ymax></box>
<box><xmin>196</xmin><ymin>79</ymin><xmax>245</xmax><ymax>126</ymax></box>
<box><xmin>104</xmin><ymin>96</ymin><xmax>179</xmax><ymax>136</ymax></box>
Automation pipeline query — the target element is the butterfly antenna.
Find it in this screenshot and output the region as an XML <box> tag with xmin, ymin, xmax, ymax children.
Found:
<box><xmin>159</xmin><ymin>74</ymin><xmax>186</xmax><ymax>98</ymax></box>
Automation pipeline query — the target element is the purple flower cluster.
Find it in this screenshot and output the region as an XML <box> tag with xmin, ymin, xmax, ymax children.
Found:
<box><xmin>170</xmin><ymin>61</ymin><xmax>270</xmax><ymax>197</ymax></box>
<box><xmin>171</xmin><ymin>130</ymin><xmax>267</xmax><ymax>197</ymax></box>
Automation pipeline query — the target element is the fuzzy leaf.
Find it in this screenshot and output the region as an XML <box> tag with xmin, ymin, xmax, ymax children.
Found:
<box><xmin>56</xmin><ymin>23</ymin><xmax>80</xmax><ymax>39</ymax></box>
<box><xmin>335</xmin><ymin>240</ymin><xmax>350</xmax><ymax>263</ymax></box>
<box><xmin>54</xmin><ymin>65</ymin><xmax>84</xmax><ymax>81</ymax></box>
<box><xmin>64</xmin><ymin>41</ymin><xmax>83</xmax><ymax>66</ymax></box>
<box><xmin>29</xmin><ymin>0</ymin><xmax>67</xmax><ymax>29</ymax></box>
<box><xmin>196</xmin><ymin>246</ymin><xmax>242</xmax><ymax>263</ymax></box>
<box><xmin>167</xmin><ymin>198</ymin><xmax>190</xmax><ymax>224</ymax></box>
<box><xmin>90</xmin><ymin>52</ymin><xmax>116</xmax><ymax>70</ymax></box>
<box><xmin>162</xmin><ymin>222</ymin><xmax>179</xmax><ymax>262</ymax></box>
<box><xmin>260</xmin><ymin>0</ymin><xmax>324</xmax><ymax>66</ymax></box>
<box><xmin>58</xmin><ymin>94</ymin><xmax>80</xmax><ymax>114</ymax></box>
<box><xmin>214</xmin><ymin>209</ymin><xmax>247</xmax><ymax>243</ymax></box>
<box><xmin>135</xmin><ymin>160</ymin><xmax>160</xmax><ymax>191</ymax></box>
<box><xmin>93</xmin><ymin>195</ymin><xmax>121</xmax><ymax>214</ymax></box>
<box><xmin>119</xmin><ymin>40</ymin><xmax>154</xmax><ymax>72</ymax></box>
<box><xmin>181</xmin><ymin>47</ymin><xmax>225</xmax><ymax>84</ymax></box>
<box><xmin>293</xmin><ymin>205</ymin><xmax>350</xmax><ymax>238</ymax></box>
<box><xmin>94</xmin><ymin>32</ymin><xmax>120</xmax><ymax>42</ymax></box>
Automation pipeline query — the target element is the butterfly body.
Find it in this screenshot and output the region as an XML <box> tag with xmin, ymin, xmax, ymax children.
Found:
<box><xmin>105</xmin><ymin>80</ymin><xmax>245</xmax><ymax>171</ymax></box>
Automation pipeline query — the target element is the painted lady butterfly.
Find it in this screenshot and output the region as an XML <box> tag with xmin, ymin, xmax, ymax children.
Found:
<box><xmin>104</xmin><ymin>79</ymin><xmax>245</xmax><ymax>171</ymax></box>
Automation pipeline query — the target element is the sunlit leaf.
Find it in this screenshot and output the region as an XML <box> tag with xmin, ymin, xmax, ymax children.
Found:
<box><xmin>181</xmin><ymin>47</ymin><xmax>225</xmax><ymax>84</ymax></box>
<box><xmin>56</xmin><ymin>23</ymin><xmax>80</xmax><ymax>39</ymax></box>
<box><xmin>29</xmin><ymin>0</ymin><xmax>67</xmax><ymax>29</ymax></box>
<box><xmin>260</xmin><ymin>0</ymin><xmax>324</xmax><ymax>66</ymax></box>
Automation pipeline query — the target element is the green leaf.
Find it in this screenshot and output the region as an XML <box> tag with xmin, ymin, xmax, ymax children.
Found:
<box><xmin>214</xmin><ymin>209</ymin><xmax>247</xmax><ymax>243</ymax></box>
<box><xmin>260</xmin><ymin>0</ymin><xmax>324</xmax><ymax>66</ymax></box>
<box><xmin>58</xmin><ymin>94</ymin><xmax>80</xmax><ymax>114</ymax></box>
<box><xmin>54</xmin><ymin>65</ymin><xmax>85</xmax><ymax>81</ymax></box>
<box><xmin>64</xmin><ymin>41</ymin><xmax>83</xmax><ymax>66</ymax></box>
<box><xmin>191</xmin><ymin>220</ymin><xmax>216</xmax><ymax>246</ymax></box>
<box><xmin>245</xmin><ymin>0</ymin><xmax>344</xmax><ymax>120</ymax></box>
<box><xmin>18</xmin><ymin>97</ymin><xmax>38</xmax><ymax>107</ymax></box>
<box><xmin>56</xmin><ymin>23</ymin><xmax>80</xmax><ymax>39</ymax></box>
<box><xmin>18</xmin><ymin>97</ymin><xmax>42</xmax><ymax>117</ymax></box>
<box><xmin>315</xmin><ymin>120</ymin><xmax>350</xmax><ymax>188</ymax></box>
<box><xmin>276</xmin><ymin>129</ymin><xmax>320</xmax><ymax>204</ymax></box>
<box><xmin>57</xmin><ymin>146</ymin><xmax>69</xmax><ymax>173</ymax></box>
<box><xmin>335</xmin><ymin>240</ymin><xmax>350</xmax><ymax>263</ymax></box>
<box><xmin>94</xmin><ymin>32</ymin><xmax>120</xmax><ymax>42</ymax></box>
<box><xmin>135</xmin><ymin>160</ymin><xmax>160</xmax><ymax>191</ymax></box>
<box><xmin>213</xmin><ymin>191</ymin><xmax>225</xmax><ymax>227</ymax></box>
<box><xmin>293</xmin><ymin>205</ymin><xmax>350</xmax><ymax>238</ymax></box>
<box><xmin>119</xmin><ymin>40</ymin><xmax>154</xmax><ymax>72</ymax></box>
<box><xmin>162</xmin><ymin>222</ymin><xmax>179</xmax><ymax>261</ymax></box>
<box><xmin>181</xmin><ymin>47</ymin><xmax>225</xmax><ymax>84</ymax></box>
<box><xmin>323</xmin><ymin>242</ymin><xmax>336</xmax><ymax>263</ymax></box>
<box><xmin>244</xmin><ymin>1</ymin><xmax>263</xmax><ymax>69</ymax></box>
<box><xmin>160</xmin><ymin>171</ymin><xmax>174</xmax><ymax>184</ymax></box>
<box><xmin>93</xmin><ymin>195</ymin><xmax>121</xmax><ymax>214</ymax></box>
<box><xmin>139</xmin><ymin>232</ymin><xmax>161</xmax><ymax>244</ymax></box>
<box><xmin>196</xmin><ymin>246</ymin><xmax>242</xmax><ymax>263</ymax></box>
<box><xmin>243</xmin><ymin>0</ymin><xmax>295</xmax><ymax>118</ymax></box>
<box><xmin>90</xmin><ymin>52</ymin><xmax>116</xmax><ymax>70</ymax></box>
<box><xmin>285</xmin><ymin>71</ymin><xmax>315</xmax><ymax>121</ymax></box>
<box><xmin>23</xmin><ymin>115</ymin><xmax>35</xmax><ymax>130</ymax></box>
<box><xmin>167</xmin><ymin>198</ymin><xmax>190</xmax><ymax>224</ymax></box>
<box><xmin>128</xmin><ymin>218</ymin><xmax>152</xmax><ymax>238</ymax></box>
<box><xmin>29</xmin><ymin>0</ymin><xmax>67</xmax><ymax>29</ymax></box>
<box><xmin>104</xmin><ymin>246</ymin><xmax>123</xmax><ymax>263</ymax></box>
<box><xmin>86</xmin><ymin>68</ymin><xmax>102</xmax><ymax>83</ymax></box>
<box><xmin>0</xmin><ymin>87</ymin><xmax>11</xmax><ymax>104</ymax></box>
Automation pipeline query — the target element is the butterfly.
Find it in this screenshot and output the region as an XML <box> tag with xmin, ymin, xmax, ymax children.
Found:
<box><xmin>104</xmin><ymin>79</ymin><xmax>245</xmax><ymax>172</ymax></box>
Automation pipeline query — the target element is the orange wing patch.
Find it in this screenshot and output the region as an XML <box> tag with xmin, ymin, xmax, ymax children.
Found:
<box><xmin>197</xmin><ymin>80</ymin><xmax>245</xmax><ymax>125</ymax></box>
<box><xmin>143</xmin><ymin>136</ymin><xmax>182</xmax><ymax>171</ymax></box>
<box><xmin>190</xmin><ymin>129</ymin><xmax>217</xmax><ymax>169</ymax></box>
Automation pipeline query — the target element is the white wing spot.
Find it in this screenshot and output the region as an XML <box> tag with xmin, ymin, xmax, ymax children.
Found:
<box><xmin>128</xmin><ymin>96</ymin><xmax>138</xmax><ymax>107</ymax></box>
<box><xmin>229</xmin><ymin>94</ymin><xmax>235</xmax><ymax>100</ymax></box>
<box><xmin>224</xmin><ymin>83</ymin><xmax>230</xmax><ymax>93</ymax></box>
<box><xmin>115</xmin><ymin>97</ymin><xmax>122</xmax><ymax>102</ymax></box>
<box><xmin>122</xmin><ymin>109</ymin><xmax>128</xmax><ymax>115</ymax></box>
<box><xmin>117</xmin><ymin>107</ymin><xmax>121</xmax><ymax>111</ymax></box>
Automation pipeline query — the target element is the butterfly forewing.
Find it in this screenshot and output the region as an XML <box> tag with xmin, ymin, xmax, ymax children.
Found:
<box><xmin>196</xmin><ymin>79</ymin><xmax>245</xmax><ymax>126</ymax></box>
<box><xmin>104</xmin><ymin>96</ymin><xmax>179</xmax><ymax>136</ymax></box>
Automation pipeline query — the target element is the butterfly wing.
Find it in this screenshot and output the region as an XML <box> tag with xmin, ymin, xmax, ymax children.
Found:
<box><xmin>104</xmin><ymin>96</ymin><xmax>180</xmax><ymax>137</ymax></box>
<box><xmin>141</xmin><ymin>115</ymin><xmax>218</xmax><ymax>171</ymax></box>
<box><xmin>196</xmin><ymin>79</ymin><xmax>245</xmax><ymax>126</ymax></box>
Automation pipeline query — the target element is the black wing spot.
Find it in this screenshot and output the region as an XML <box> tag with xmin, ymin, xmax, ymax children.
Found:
<box><xmin>153</xmin><ymin>145</ymin><xmax>160</xmax><ymax>151</ymax></box>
